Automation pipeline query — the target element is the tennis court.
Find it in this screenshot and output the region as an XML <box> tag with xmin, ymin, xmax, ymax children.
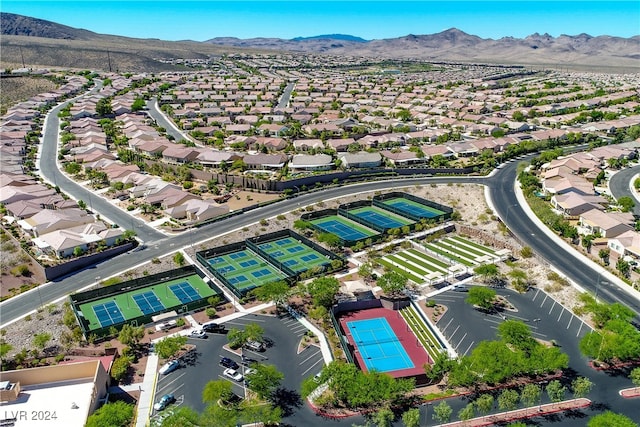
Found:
<box><xmin>310</xmin><ymin>216</ymin><xmax>377</xmax><ymax>242</ymax></box>
<box><xmin>382</xmin><ymin>198</ymin><xmax>445</xmax><ymax>219</ymax></box>
<box><xmin>206</xmin><ymin>249</ymin><xmax>287</xmax><ymax>294</ymax></box>
<box><xmin>78</xmin><ymin>273</ymin><xmax>216</xmax><ymax>332</ymax></box>
<box><xmin>346</xmin><ymin>317</ymin><xmax>414</xmax><ymax>372</ymax></box>
<box><xmin>132</xmin><ymin>291</ymin><xmax>165</xmax><ymax>315</ymax></box>
<box><xmin>258</xmin><ymin>237</ymin><xmax>331</xmax><ymax>273</ymax></box>
<box><xmin>93</xmin><ymin>301</ymin><xmax>125</xmax><ymax>328</ymax></box>
<box><xmin>348</xmin><ymin>206</ymin><xmax>414</xmax><ymax>229</ymax></box>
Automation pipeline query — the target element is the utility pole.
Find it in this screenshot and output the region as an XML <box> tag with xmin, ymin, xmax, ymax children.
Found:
<box><xmin>107</xmin><ymin>50</ymin><xmax>112</xmax><ymax>72</ymax></box>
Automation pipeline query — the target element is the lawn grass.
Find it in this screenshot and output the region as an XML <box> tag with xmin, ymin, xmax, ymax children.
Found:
<box><xmin>400</xmin><ymin>305</ymin><xmax>444</xmax><ymax>362</ymax></box>
<box><xmin>433</xmin><ymin>240</ymin><xmax>481</xmax><ymax>261</ymax></box>
<box><xmin>376</xmin><ymin>258</ymin><xmax>424</xmax><ymax>284</ymax></box>
<box><xmin>449</xmin><ymin>235</ymin><xmax>497</xmax><ymax>255</ymax></box>
<box><xmin>405</xmin><ymin>249</ymin><xmax>450</xmax><ymax>272</ymax></box>
<box><xmin>442</xmin><ymin>237</ymin><xmax>488</xmax><ymax>257</ymax></box>
<box><xmin>424</xmin><ymin>243</ymin><xmax>475</xmax><ymax>267</ymax></box>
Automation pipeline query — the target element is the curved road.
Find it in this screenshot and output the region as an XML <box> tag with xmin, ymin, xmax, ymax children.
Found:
<box><xmin>609</xmin><ymin>164</ymin><xmax>640</xmax><ymax>216</ymax></box>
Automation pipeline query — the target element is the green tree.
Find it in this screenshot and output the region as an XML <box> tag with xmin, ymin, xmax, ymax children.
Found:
<box><xmin>0</xmin><ymin>342</ymin><xmax>13</xmax><ymax>359</ymax></box>
<box><xmin>465</xmin><ymin>287</ymin><xmax>496</xmax><ymax>311</ymax></box>
<box><xmin>77</xmin><ymin>199</ymin><xmax>87</xmax><ymax>210</ymax></box>
<box><xmin>377</xmin><ymin>270</ymin><xmax>408</xmax><ymax>296</ymax></box>
<box><xmin>73</xmin><ymin>246</ymin><xmax>84</xmax><ymax>257</ymax></box>
<box><xmin>546</xmin><ymin>380</ymin><xmax>566</xmax><ymax>406</ymax></box>
<box><xmin>498</xmin><ymin>320</ymin><xmax>536</xmax><ymax>352</ymax></box>
<box><xmin>131</xmin><ymin>98</ymin><xmax>146</xmax><ymax>112</ymax></box>
<box><xmin>618</xmin><ymin>196</ymin><xmax>635</xmax><ymax>212</ymax></box>
<box><xmin>630</xmin><ymin>367</ymin><xmax>640</xmax><ymax>387</ymax></box>
<box><xmin>457</xmin><ymin>403</ymin><xmax>475</xmax><ymax>421</ymax></box>
<box><xmin>598</xmin><ymin>248</ymin><xmax>610</xmax><ymax>265</ymax></box>
<box><xmin>250</xmin><ymin>280</ymin><xmax>290</xmax><ymax>308</ymax></box>
<box><xmin>153</xmin><ymin>406</ymin><xmax>200</xmax><ymax>427</ymax></box>
<box><xmin>227</xmin><ymin>323</ymin><xmax>264</xmax><ymax>349</ymax></box>
<box><xmin>474</xmin><ymin>263</ymin><xmax>499</xmax><ymax>282</ymax></box>
<box><xmin>371</xmin><ymin>407</ymin><xmax>394</xmax><ymax>427</ymax></box>
<box><xmin>202</xmin><ymin>379</ymin><xmax>233</xmax><ymax>404</ymax></box>
<box><xmin>111</xmin><ymin>355</ymin><xmax>132</xmax><ymax>382</ymax></box>
<box><xmin>572</xmin><ymin>376</ymin><xmax>593</xmax><ymax>398</ymax></box>
<box><xmin>173</xmin><ymin>251</ymin><xmax>185</xmax><ymax>266</ymax></box>
<box><xmin>154</xmin><ymin>335</ymin><xmax>187</xmax><ymax>359</ymax></box>
<box><xmin>117</xmin><ymin>324</ymin><xmax>145</xmax><ymax>348</ymax></box>
<box><xmin>520</xmin><ymin>383</ymin><xmax>542</xmax><ymax>408</ymax></box>
<box><xmin>616</xmin><ymin>258</ymin><xmax>631</xmax><ymax>277</ymax></box>
<box><xmin>306</xmin><ymin>276</ymin><xmax>340</xmax><ymax>308</ymax></box>
<box><xmin>588</xmin><ymin>411</ymin><xmax>638</xmax><ymax>427</ymax></box>
<box><xmin>474</xmin><ymin>394</ymin><xmax>494</xmax><ymax>417</ymax></box>
<box><xmin>245</xmin><ymin>363</ymin><xmax>284</xmax><ymax>399</ymax></box>
<box><xmin>317</xmin><ymin>232</ymin><xmax>342</xmax><ymax>249</ymax></box>
<box><xmin>498</xmin><ymin>389</ymin><xmax>520</xmax><ymax>411</ymax></box>
<box><xmin>64</xmin><ymin>162</ymin><xmax>82</xmax><ymax>174</ymax></box>
<box><xmin>85</xmin><ymin>401</ymin><xmax>134</xmax><ymax>427</ymax></box>
<box><xmin>401</xmin><ymin>408</ymin><xmax>420</xmax><ymax>427</ymax></box>
<box><xmin>96</xmin><ymin>98</ymin><xmax>113</xmax><ymax>117</ymax></box>
<box><xmin>432</xmin><ymin>400</ymin><xmax>453</xmax><ymax>423</ymax></box>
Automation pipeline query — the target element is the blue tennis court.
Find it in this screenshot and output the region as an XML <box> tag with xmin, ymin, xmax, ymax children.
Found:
<box><xmin>133</xmin><ymin>291</ymin><xmax>165</xmax><ymax>315</ymax></box>
<box><xmin>228</xmin><ymin>275</ymin><xmax>248</xmax><ymax>285</ymax></box>
<box><xmin>287</xmin><ymin>246</ymin><xmax>304</xmax><ymax>253</ymax></box>
<box><xmin>251</xmin><ymin>268</ymin><xmax>271</xmax><ymax>278</ymax></box>
<box><xmin>169</xmin><ymin>282</ymin><xmax>202</xmax><ymax>304</ymax></box>
<box><xmin>385</xmin><ymin>200</ymin><xmax>442</xmax><ymax>218</ymax></box>
<box><xmin>93</xmin><ymin>301</ymin><xmax>125</xmax><ymax>327</ymax></box>
<box><xmin>239</xmin><ymin>259</ymin><xmax>258</xmax><ymax>268</ymax></box>
<box><xmin>346</xmin><ymin>317</ymin><xmax>414</xmax><ymax>372</ymax></box>
<box><xmin>276</xmin><ymin>238</ymin><xmax>293</xmax><ymax>246</ymax></box>
<box><xmin>301</xmin><ymin>253</ymin><xmax>319</xmax><ymax>262</ymax></box>
<box><xmin>313</xmin><ymin>219</ymin><xmax>370</xmax><ymax>241</ymax></box>
<box><xmin>229</xmin><ymin>252</ymin><xmax>247</xmax><ymax>259</ymax></box>
<box><xmin>283</xmin><ymin>259</ymin><xmax>298</xmax><ymax>266</ymax></box>
<box><xmin>353</xmin><ymin>210</ymin><xmax>407</xmax><ymax>229</ymax></box>
<box><xmin>208</xmin><ymin>257</ymin><xmax>224</xmax><ymax>265</ymax></box>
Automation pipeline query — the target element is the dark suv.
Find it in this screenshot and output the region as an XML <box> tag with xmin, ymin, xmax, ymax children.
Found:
<box><xmin>220</xmin><ymin>357</ymin><xmax>239</xmax><ymax>370</ymax></box>
<box><xmin>203</xmin><ymin>323</ymin><xmax>226</xmax><ymax>333</ymax></box>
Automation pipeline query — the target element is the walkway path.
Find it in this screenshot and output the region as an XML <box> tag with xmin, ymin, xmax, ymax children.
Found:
<box><xmin>437</xmin><ymin>398</ymin><xmax>591</xmax><ymax>426</ymax></box>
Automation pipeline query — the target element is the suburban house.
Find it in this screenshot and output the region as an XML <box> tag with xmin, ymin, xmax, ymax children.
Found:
<box><xmin>243</xmin><ymin>153</ymin><xmax>289</xmax><ymax>171</ymax></box>
<box><xmin>18</xmin><ymin>208</ymin><xmax>95</xmax><ymax>237</ymax></box>
<box><xmin>551</xmin><ymin>193</ymin><xmax>608</xmax><ymax>216</ymax></box>
<box><xmin>164</xmin><ymin>199</ymin><xmax>229</xmax><ymax>222</ymax></box>
<box><xmin>578</xmin><ymin>209</ymin><xmax>634</xmax><ymax>238</ymax></box>
<box><xmin>339</xmin><ymin>152</ymin><xmax>382</xmax><ymax>169</ymax></box>
<box><xmin>145</xmin><ymin>186</ymin><xmax>198</xmax><ymax>209</ymax></box>
<box><xmin>380</xmin><ymin>150</ymin><xmax>426</xmax><ymax>167</ymax></box>
<box><xmin>289</xmin><ymin>154</ymin><xmax>334</xmax><ymax>172</ymax></box>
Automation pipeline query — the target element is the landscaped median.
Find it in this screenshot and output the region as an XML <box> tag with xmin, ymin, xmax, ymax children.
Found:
<box><xmin>619</xmin><ymin>387</ymin><xmax>640</xmax><ymax>398</ymax></box>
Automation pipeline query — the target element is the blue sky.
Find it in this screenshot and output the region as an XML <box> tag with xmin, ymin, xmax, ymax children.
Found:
<box><xmin>3</xmin><ymin>1</ymin><xmax>639</xmax><ymax>41</ymax></box>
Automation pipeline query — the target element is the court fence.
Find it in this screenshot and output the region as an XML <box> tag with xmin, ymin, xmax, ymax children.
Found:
<box><xmin>372</xmin><ymin>191</ymin><xmax>453</xmax><ymax>222</ymax></box>
<box><xmin>71</xmin><ymin>265</ymin><xmax>224</xmax><ymax>339</ymax></box>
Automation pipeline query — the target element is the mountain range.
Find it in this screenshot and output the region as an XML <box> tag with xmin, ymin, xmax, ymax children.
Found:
<box><xmin>1</xmin><ymin>12</ymin><xmax>639</xmax><ymax>72</ymax></box>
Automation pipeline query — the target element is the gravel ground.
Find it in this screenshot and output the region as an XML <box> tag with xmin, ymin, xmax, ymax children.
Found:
<box><xmin>0</xmin><ymin>184</ymin><xmax>586</xmax><ymax>360</ymax></box>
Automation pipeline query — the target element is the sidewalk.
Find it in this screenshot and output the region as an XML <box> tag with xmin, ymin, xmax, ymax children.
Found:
<box><xmin>437</xmin><ymin>398</ymin><xmax>591</xmax><ymax>426</ymax></box>
<box><xmin>135</xmin><ymin>353</ymin><xmax>159</xmax><ymax>427</ymax></box>
<box><xmin>619</xmin><ymin>386</ymin><xmax>640</xmax><ymax>398</ymax></box>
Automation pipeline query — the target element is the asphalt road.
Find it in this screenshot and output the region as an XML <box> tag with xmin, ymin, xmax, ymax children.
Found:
<box><xmin>145</xmin><ymin>98</ymin><xmax>189</xmax><ymax>143</ymax></box>
<box><xmin>608</xmin><ymin>164</ymin><xmax>640</xmax><ymax>217</ymax></box>
<box><xmin>276</xmin><ymin>82</ymin><xmax>295</xmax><ymax>110</ymax></box>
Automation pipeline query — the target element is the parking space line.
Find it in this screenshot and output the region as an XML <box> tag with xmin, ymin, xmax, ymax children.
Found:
<box><xmin>300</xmin><ymin>352</ymin><xmax>320</xmax><ymax>365</ymax></box>
<box><xmin>462</xmin><ymin>341</ymin><xmax>474</xmax><ymax>356</ymax></box>
<box><xmin>483</xmin><ymin>318</ymin><xmax>503</xmax><ymax>325</ymax></box>
<box><xmin>504</xmin><ymin>313</ymin><xmax>529</xmax><ymax>322</ymax></box>
<box><xmin>540</xmin><ymin>294</ymin><xmax>548</xmax><ymax>307</ymax></box>
<box><xmin>449</xmin><ymin>325</ymin><xmax>460</xmax><ymax>341</ymax></box>
<box><xmin>531</xmin><ymin>331</ymin><xmax>547</xmax><ymax>338</ymax></box>
<box><xmin>548</xmin><ymin>300</ymin><xmax>556</xmax><ymax>315</ymax></box>
<box><xmin>566</xmin><ymin>316</ymin><xmax>572</xmax><ymax>329</ymax></box>
<box><xmin>301</xmin><ymin>358</ymin><xmax>324</xmax><ymax>377</ymax></box>
<box><xmin>157</xmin><ymin>372</ymin><xmax>186</xmax><ymax>394</ymax></box>
<box><xmin>557</xmin><ymin>307</ymin><xmax>564</xmax><ymax>322</ymax></box>
<box><xmin>577</xmin><ymin>322</ymin><xmax>584</xmax><ymax>337</ymax></box>
<box><xmin>441</xmin><ymin>318</ymin><xmax>454</xmax><ymax>334</ymax></box>
<box><xmin>532</xmin><ymin>288</ymin><xmax>540</xmax><ymax>302</ymax></box>
<box><xmin>454</xmin><ymin>333</ymin><xmax>467</xmax><ymax>352</ymax></box>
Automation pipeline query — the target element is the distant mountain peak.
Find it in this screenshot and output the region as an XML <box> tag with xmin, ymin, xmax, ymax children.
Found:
<box><xmin>291</xmin><ymin>34</ymin><xmax>367</xmax><ymax>43</ymax></box>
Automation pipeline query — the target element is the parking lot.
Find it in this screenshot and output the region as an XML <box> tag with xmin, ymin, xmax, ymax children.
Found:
<box><xmin>432</xmin><ymin>287</ymin><xmax>593</xmax><ymax>358</ymax></box>
<box><xmin>151</xmin><ymin>313</ymin><xmax>325</xmax><ymax>424</ymax></box>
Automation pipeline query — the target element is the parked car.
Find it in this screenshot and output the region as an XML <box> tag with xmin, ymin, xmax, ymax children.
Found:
<box><xmin>244</xmin><ymin>340</ymin><xmax>265</xmax><ymax>352</ymax></box>
<box><xmin>187</xmin><ymin>329</ymin><xmax>207</xmax><ymax>339</ymax></box>
<box><xmin>158</xmin><ymin>360</ymin><xmax>179</xmax><ymax>375</ymax></box>
<box><xmin>453</xmin><ymin>284</ymin><xmax>468</xmax><ymax>292</ymax></box>
<box><xmin>202</xmin><ymin>323</ymin><xmax>226</xmax><ymax>333</ymax></box>
<box><xmin>223</xmin><ymin>368</ymin><xmax>244</xmax><ymax>382</ymax></box>
<box><xmin>220</xmin><ymin>357</ymin><xmax>239</xmax><ymax>370</ymax></box>
<box><xmin>153</xmin><ymin>393</ymin><xmax>175</xmax><ymax>411</ymax></box>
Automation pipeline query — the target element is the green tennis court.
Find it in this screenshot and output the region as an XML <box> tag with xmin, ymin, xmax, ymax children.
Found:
<box><xmin>79</xmin><ymin>274</ymin><xmax>216</xmax><ymax>332</ymax></box>
<box><xmin>206</xmin><ymin>249</ymin><xmax>287</xmax><ymax>294</ymax></box>
<box><xmin>310</xmin><ymin>215</ymin><xmax>378</xmax><ymax>242</ymax></box>
<box><xmin>257</xmin><ymin>237</ymin><xmax>331</xmax><ymax>273</ymax></box>
<box><xmin>382</xmin><ymin>198</ymin><xmax>445</xmax><ymax>219</ymax></box>
<box><xmin>348</xmin><ymin>206</ymin><xmax>414</xmax><ymax>229</ymax></box>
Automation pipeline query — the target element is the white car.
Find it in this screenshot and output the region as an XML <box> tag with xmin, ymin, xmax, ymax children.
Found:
<box><xmin>223</xmin><ymin>368</ymin><xmax>243</xmax><ymax>382</ymax></box>
<box><xmin>158</xmin><ymin>360</ymin><xmax>179</xmax><ymax>375</ymax></box>
<box><xmin>188</xmin><ymin>329</ymin><xmax>207</xmax><ymax>339</ymax></box>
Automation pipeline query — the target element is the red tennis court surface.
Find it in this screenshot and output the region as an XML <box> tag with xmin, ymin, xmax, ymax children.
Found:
<box><xmin>338</xmin><ymin>307</ymin><xmax>432</xmax><ymax>379</ymax></box>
